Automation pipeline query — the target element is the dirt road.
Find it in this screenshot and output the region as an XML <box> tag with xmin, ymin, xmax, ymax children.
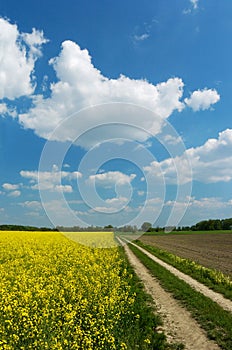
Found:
<box><xmin>122</xmin><ymin>242</ymin><xmax>220</xmax><ymax>350</ymax></box>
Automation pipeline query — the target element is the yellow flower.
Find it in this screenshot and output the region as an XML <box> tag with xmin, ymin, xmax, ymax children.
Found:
<box><xmin>0</xmin><ymin>230</ymin><xmax>141</xmax><ymax>349</ymax></box>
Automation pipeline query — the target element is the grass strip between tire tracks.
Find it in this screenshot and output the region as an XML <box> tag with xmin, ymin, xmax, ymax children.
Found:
<box><xmin>129</xmin><ymin>243</ymin><xmax>232</xmax><ymax>350</ymax></box>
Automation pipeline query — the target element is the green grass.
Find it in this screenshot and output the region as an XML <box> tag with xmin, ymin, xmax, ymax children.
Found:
<box><xmin>135</xmin><ymin>240</ymin><xmax>232</xmax><ymax>301</ymax></box>
<box><xmin>130</xmin><ymin>244</ymin><xmax>232</xmax><ymax>350</ymax></box>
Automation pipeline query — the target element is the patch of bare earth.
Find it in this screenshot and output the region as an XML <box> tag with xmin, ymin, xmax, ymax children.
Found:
<box><xmin>123</xmin><ymin>243</ymin><xmax>220</xmax><ymax>350</ymax></box>
<box><xmin>140</xmin><ymin>233</ymin><xmax>232</xmax><ymax>277</ymax></box>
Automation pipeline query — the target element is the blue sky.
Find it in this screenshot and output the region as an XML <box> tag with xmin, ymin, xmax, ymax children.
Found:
<box><xmin>0</xmin><ymin>0</ymin><xmax>232</xmax><ymax>228</ymax></box>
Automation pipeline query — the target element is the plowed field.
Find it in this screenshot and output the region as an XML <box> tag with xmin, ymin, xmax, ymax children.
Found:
<box><xmin>139</xmin><ymin>233</ymin><xmax>232</xmax><ymax>277</ymax></box>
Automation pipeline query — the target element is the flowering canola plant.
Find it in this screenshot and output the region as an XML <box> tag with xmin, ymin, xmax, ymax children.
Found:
<box><xmin>0</xmin><ymin>231</ymin><xmax>154</xmax><ymax>350</ymax></box>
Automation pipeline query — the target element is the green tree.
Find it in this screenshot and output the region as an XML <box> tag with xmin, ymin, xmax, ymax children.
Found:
<box><xmin>141</xmin><ymin>222</ymin><xmax>152</xmax><ymax>232</ymax></box>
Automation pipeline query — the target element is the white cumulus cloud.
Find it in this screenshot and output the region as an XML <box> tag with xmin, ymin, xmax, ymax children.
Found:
<box><xmin>0</xmin><ymin>103</ymin><xmax>16</xmax><ymax>117</ymax></box>
<box><xmin>184</xmin><ymin>88</ymin><xmax>220</xmax><ymax>111</ymax></box>
<box><xmin>183</xmin><ymin>0</ymin><xmax>199</xmax><ymax>14</ymax></box>
<box><xmin>20</xmin><ymin>166</ymin><xmax>82</xmax><ymax>192</ymax></box>
<box><xmin>89</xmin><ymin>197</ymin><xmax>129</xmax><ymax>213</ymax></box>
<box><xmin>166</xmin><ymin>196</ymin><xmax>232</xmax><ymax>226</ymax></box>
<box><xmin>20</xmin><ymin>200</ymin><xmax>42</xmax><ymax>210</ymax></box>
<box><xmin>105</xmin><ymin>196</ymin><xmax>128</xmax><ymax>205</ymax></box>
<box><xmin>88</xmin><ymin>171</ymin><xmax>136</xmax><ymax>186</ymax></box>
<box><xmin>21</xmin><ymin>27</ymin><xmax>48</xmax><ymax>57</ymax></box>
<box><xmin>8</xmin><ymin>190</ymin><xmax>21</xmax><ymax>197</ymax></box>
<box><xmin>0</xmin><ymin>18</ymin><xmax>47</xmax><ymax>100</ymax></box>
<box><xmin>163</xmin><ymin>134</ymin><xmax>182</xmax><ymax>145</ymax></box>
<box><xmin>133</xmin><ymin>33</ymin><xmax>150</xmax><ymax>42</ymax></box>
<box><xmin>0</xmin><ymin>103</ymin><xmax>7</xmax><ymax>115</ymax></box>
<box><xmin>54</xmin><ymin>185</ymin><xmax>73</xmax><ymax>193</ymax></box>
<box><xmin>145</xmin><ymin>128</ymin><xmax>232</xmax><ymax>184</ymax></box>
<box><xmin>2</xmin><ymin>183</ymin><xmax>20</xmax><ymax>190</ymax></box>
<box><xmin>18</xmin><ymin>40</ymin><xmax>186</xmax><ymax>147</ymax></box>
<box><xmin>191</xmin><ymin>0</ymin><xmax>199</xmax><ymax>10</ymax></box>
<box><xmin>0</xmin><ymin>19</ymin><xmax>220</xmax><ymax>152</ymax></box>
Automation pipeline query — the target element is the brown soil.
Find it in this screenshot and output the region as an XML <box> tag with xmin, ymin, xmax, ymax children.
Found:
<box><xmin>140</xmin><ymin>233</ymin><xmax>232</xmax><ymax>277</ymax></box>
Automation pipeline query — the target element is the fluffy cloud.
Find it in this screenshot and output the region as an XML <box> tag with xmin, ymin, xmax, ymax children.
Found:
<box><xmin>183</xmin><ymin>0</ymin><xmax>199</xmax><ymax>14</ymax></box>
<box><xmin>133</xmin><ymin>33</ymin><xmax>150</xmax><ymax>42</ymax></box>
<box><xmin>144</xmin><ymin>156</ymin><xmax>192</xmax><ymax>185</ymax></box>
<box><xmin>0</xmin><ymin>17</ymin><xmax>47</xmax><ymax>100</ymax></box>
<box><xmin>77</xmin><ymin>172</ymin><xmax>136</xmax><ymax>215</ymax></box>
<box><xmin>105</xmin><ymin>196</ymin><xmax>128</xmax><ymax>205</ymax></box>
<box><xmin>165</xmin><ymin>196</ymin><xmax>232</xmax><ymax>226</ymax></box>
<box><xmin>184</xmin><ymin>88</ymin><xmax>220</xmax><ymax>111</ymax></box>
<box><xmin>8</xmin><ymin>190</ymin><xmax>21</xmax><ymax>197</ymax></box>
<box><xmin>186</xmin><ymin>128</ymin><xmax>232</xmax><ymax>182</ymax></box>
<box><xmin>21</xmin><ymin>28</ymin><xmax>48</xmax><ymax>57</ymax></box>
<box><xmin>54</xmin><ymin>185</ymin><xmax>73</xmax><ymax>193</ymax></box>
<box><xmin>20</xmin><ymin>166</ymin><xmax>82</xmax><ymax>192</ymax></box>
<box><xmin>163</xmin><ymin>134</ymin><xmax>182</xmax><ymax>145</ymax></box>
<box><xmin>145</xmin><ymin>128</ymin><xmax>232</xmax><ymax>184</ymax></box>
<box><xmin>20</xmin><ymin>200</ymin><xmax>42</xmax><ymax>210</ymax></box>
<box><xmin>139</xmin><ymin>197</ymin><xmax>164</xmax><ymax>212</ymax></box>
<box><xmin>190</xmin><ymin>0</ymin><xmax>199</xmax><ymax>10</ymax></box>
<box><xmin>2</xmin><ymin>183</ymin><xmax>21</xmax><ymax>198</ymax></box>
<box><xmin>19</xmin><ymin>40</ymin><xmax>186</xmax><ymax>147</ymax></box>
<box><xmin>89</xmin><ymin>196</ymin><xmax>129</xmax><ymax>213</ymax></box>
<box><xmin>1</xmin><ymin>20</ymin><xmax>219</xmax><ymax>149</ymax></box>
<box><xmin>0</xmin><ymin>103</ymin><xmax>16</xmax><ymax>117</ymax></box>
<box><xmin>39</xmin><ymin>199</ymin><xmax>78</xmax><ymax>226</ymax></box>
<box><xmin>0</xmin><ymin>103</ymin><xmax>7</xmax><ymax>114</ymax></box>
<box><xmin>2</xmin><ymin>183</ymin><xmax>20</xmax><ymax>190</ymax></box>
<box><xmin>88</xmin><ymin>171</ymin><xmax>136</xmax><ymax>186</ymax></box>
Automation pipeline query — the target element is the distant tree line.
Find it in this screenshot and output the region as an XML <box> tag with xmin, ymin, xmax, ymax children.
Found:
<box><xmin>56</xmin><ymin>225</ymin><xmax>140</xmax><ymax>232</ymax></box>
<box><xmin>56</xmin><ymin>225</ymin><xmax>115</xmax><ymax>232</ymax></box>
<box><xmin>147</xmin><ymin>218</ymin><xmax>232</xmax><ymax>232</ymax></box>
<box><xmin>0</xmin><ymin>224</ymin><xmax>58</xmax><ymax>231</ymax></box>
<box><xmin>191</xmin><ymin>218</ymin><xmax>232</xmax><ymax>231</ymax></box>
<box><xmin>57</xmin><ymin>225</ymin><xmax>142</xmax><ymax>232</ymax></box>
<box><xmin>145</xmin><ymin>218</ymin><xmax>232</xmax><ymax>232</ymax></box>
<box><xmin>1</xmin><ymin>218</ymin><xmax>232</xmax><ymax>232</ymax></box>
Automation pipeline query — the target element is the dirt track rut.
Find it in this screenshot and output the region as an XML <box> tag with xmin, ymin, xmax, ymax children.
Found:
<box><xmin>122</xmin><ymin>242</ymin><xmax>220</xmax><ymax>350</ymax></box>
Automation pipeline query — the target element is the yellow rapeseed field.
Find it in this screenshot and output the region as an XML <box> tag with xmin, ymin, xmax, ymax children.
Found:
<box><xmin>0</xmin><ymin>231</ymin><xmax>143</xmax><ymax>349</ymax></box>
